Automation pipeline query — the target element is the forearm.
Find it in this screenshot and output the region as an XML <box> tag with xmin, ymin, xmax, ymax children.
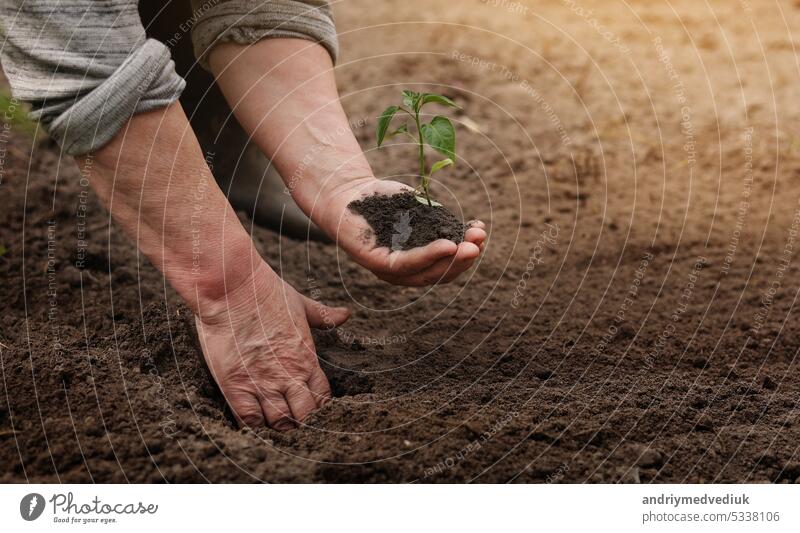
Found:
<box><xmin>82</xmin><ymin>102</ymin><xmax>263</xmax><ymax>310</ymax></box>
<box><xmin>208</xmin><ymin>38</ymin><xmax>373</xmax><ymax>213</ymax></box>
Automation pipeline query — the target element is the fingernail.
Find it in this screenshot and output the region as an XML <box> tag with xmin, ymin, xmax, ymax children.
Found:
<box><xmin>273</xmin><ymin>419</ymin><xmax>294</xmax><ymax>432</ymax></box>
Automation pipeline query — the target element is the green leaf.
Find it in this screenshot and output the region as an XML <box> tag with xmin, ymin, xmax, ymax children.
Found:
<box><xmin>420</xmin><ymin>116</ymin><xmax>456</xmax><ymax>159</ymax></box>
<box><xmin>429</xmin><ymin>158</ymin><xmax>454</xmax><ymax>175</ymax></box>
<box><xmin>415</xmin><ymin>194</ymin><xmax>442</xmax><ymax>207</ymax></box>
<box><xmin>387</xmin><ymin>123</ymin><xmax>408</xmax><ymax>138</ymax></box>
<box><xmin>402</xmin><ymin>90</ymin><xmax>421</xmax><ymax>110</ymax></box>
<box><xmin>376</xmin><ymin>105</ymin><xmax>400</xmax><ymax>146</ymax></box>
<box><xmin>418</xmin><ymin>93</ymin><xmax>460</xmax><ymax>110</ymax></box>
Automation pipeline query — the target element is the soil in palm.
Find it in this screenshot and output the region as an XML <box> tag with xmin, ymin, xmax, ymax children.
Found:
<box><xmin>347</xmin><ymin>192</ymin><xmax>466</xmax><ymax>250</ymax></box>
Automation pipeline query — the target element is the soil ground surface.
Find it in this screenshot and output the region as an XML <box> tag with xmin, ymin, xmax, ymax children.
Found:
<box><xmin>3</xmin><ymin>0</ymin><xmax>800</xmax><ymax>483</ymax></box>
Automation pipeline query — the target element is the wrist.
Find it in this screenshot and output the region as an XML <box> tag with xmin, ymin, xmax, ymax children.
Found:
<box><xmin>192</xmin><ymin>257</ymin><xmax>279</xmax><ymax>326</ymax></box>
<box><xmin>290</xmin><ymin>170</ymin><xmax>376</xmax><ymax>222</ymax></box>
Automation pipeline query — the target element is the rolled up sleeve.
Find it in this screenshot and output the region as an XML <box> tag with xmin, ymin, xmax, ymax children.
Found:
<box><xmin>189</xmin><ymin>0</ymin><xmax>338</xmax><ymax>70</ymax></box>
<box><xmin>0</xmin><ymin>0</ymin><xmax>185</xmax><ymax>155</ymax></box>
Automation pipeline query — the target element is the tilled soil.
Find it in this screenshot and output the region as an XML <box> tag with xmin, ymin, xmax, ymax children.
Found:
<box><xmin>3</xmin><ymin>0</ymin><xmax>800</xmax><ymax>483</ymax></box>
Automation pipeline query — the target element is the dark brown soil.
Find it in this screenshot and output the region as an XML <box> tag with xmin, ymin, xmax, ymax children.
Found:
<box><xmin>347</xmin><ymin>192</ymin><xmax>466</xmax><ymax>250</ymax></box>
<box><xmin>3</xmin><ymin>0</ymin><xmax>800</xmax><ymax>484</ymax></box>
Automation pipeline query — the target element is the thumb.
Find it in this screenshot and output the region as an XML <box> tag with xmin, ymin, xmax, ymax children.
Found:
<box><xmin>302</xmin><ymin>295</ymin><xmax>350</xmax><ymax>329</ymax></box>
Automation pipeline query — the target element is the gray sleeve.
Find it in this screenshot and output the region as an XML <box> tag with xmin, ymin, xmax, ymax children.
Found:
<box><xmin>0</xmin><ymin>0</ymin><xmax>185</xmax><ymax>155</ymax></box>
<box><xmin>189</xmin><ymin>0</ymin><xmax>338</xmax><ymax>70</ymax></box>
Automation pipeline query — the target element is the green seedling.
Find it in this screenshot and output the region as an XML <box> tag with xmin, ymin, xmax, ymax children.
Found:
<box><xmin>0</xmin><ymin>91</ymin><xmax>38</xmax><ymax>137</ymax></box>
<box><xmin>375</xmin><ymin>89</ymin><xmax>460</xmax><ymax>206</ymax></box>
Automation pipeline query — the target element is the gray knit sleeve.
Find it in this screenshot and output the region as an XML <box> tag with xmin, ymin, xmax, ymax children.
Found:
<box><xmin>0</xmin><ymin>0</ymin><xmax>185</xmax><ymax>155</ymax></box>
<box><xmin>189</xmin><ymin>0</ymin><xmax>338</xmax><ymax>70</ymax></box>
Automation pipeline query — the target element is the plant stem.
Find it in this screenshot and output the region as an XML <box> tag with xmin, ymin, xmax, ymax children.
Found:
<box><xmin>413</xmin><ymin>110</ymin><xmax>431</xmax><ymax>206</ymax></box>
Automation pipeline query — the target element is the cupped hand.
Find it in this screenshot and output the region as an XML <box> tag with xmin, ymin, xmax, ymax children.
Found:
<box><xmin>314</xmin><ymin>178</ymin><xmax>487</xmax><ymax>286</ymax></box>
<box><xmin>194</xmin><ymin>262</ymin><xmax>349</xmax><ymax>430</ymax></box>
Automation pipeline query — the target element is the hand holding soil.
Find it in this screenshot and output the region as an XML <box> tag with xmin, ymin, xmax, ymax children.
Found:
<box><xmin>315</xmin><ymin>177</ymin><xmax>486</xmax><ymax>286</ymax></box>
<box><xmin>210</xmin><ymin>42</ymin><xmax>487</xmax><ymax>287</ymax></box>
<box><xmin>310</xmin><ymin>89</ymin><xmax>486</xmax><ymax>285</ymax></box>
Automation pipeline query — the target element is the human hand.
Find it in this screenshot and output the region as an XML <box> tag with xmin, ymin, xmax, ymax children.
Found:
<box><xmin>207</xmin><ymin>40</ymin><xmax>486</xmax><ymax>285</ymax></box>
<box><xmin>194</xmin><ymin>262</ymin><xmax>349</xmax><ymax>429</ymax></box>
<box><xmin>313</xmin><ymin>178</ymin><xmax>487</xmax><ymax>286</ymax></box>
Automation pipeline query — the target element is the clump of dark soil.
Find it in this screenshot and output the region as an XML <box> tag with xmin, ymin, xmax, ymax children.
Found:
<box><xmin>347</xmin><ymin>192</ymin><xmax>466</xmax><ymax>250</ymax></box>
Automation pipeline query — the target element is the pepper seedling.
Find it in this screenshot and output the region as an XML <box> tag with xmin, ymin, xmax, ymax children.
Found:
<box><xmin>375</xmin><ymin>90</ymin><xmax>460</xmax><ymax>206</ymax></box>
